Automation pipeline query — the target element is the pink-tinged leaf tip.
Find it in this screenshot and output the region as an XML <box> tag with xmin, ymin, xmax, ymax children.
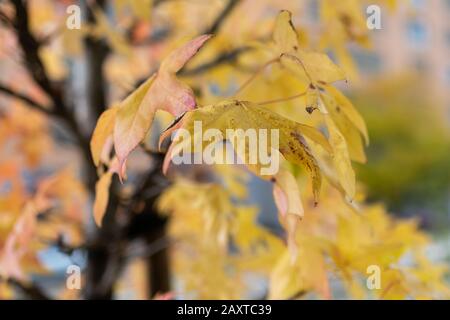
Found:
<box><xmin>161</xmin><ymin>34</ymin><xmax>212</xmax><ymax>73</ymax></box>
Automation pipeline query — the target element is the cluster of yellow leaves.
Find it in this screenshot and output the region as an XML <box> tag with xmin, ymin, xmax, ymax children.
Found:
<box><xmin>0</xmin><ymin>167</ymin><xmax>86</xmax><ymax>297</ymax></box>
<box><xmin>0</xmin><ymin>103</ymin><xmax>70</xmax><ymax>297</ymax></box>
<box><xmin>113</xmin><ymin>0</ymin><xmax>153</xmax><ymax>21</ymax></box>
<box><xmin>0</xmin><ymin>105</ymin><xmax>85</xmax><ymax>273</ymax></box>
<box><xmin>0</xmin><ymin>103</ymin><xmax>52</xmax><ymax>168</ymax></box>
<box><xmin>156</xmin><ymin>10</ymin><xmax>366</xmax><ymax>257</ymax></box>
<box><xmin>90</xmin><ymin>35</ymin><xmax>211</xmax><ymax>226</ymax></box>
<box><xmin>255</xmin><ymin>10</ymin><xmax>368</xmax><ymax>202</ymax></box>
<box><xmin>47</xmin><ymin>0</ymin><xmax>444</xmax><ymax>300</ymax></box>
<box><xmin>269</xmin><ymin>184</ymin><xmax>449</xmax><ymax>300</ymax></box>
<box><xmin>157</xmin><ymin>168</ymin><xmax>285</xmax><ymax>299</ymax></box>
<box><xmin>160</xmin><ymin>100</ymin><xmax>331</xmax><ymax>199</ymax></box>
<box><xmin>3</xmin><ymin>0</ymin><xmax>443</xmax><ymax>301</ymax></box>
<box><xmin>158</xmin><ymin>173</ymin><xmax>448</xmax><ymax>299</ymax></box>
<box><xmin>149</xmin><ymin>8</ymin><xmax>448</xmax><ymax>299</ymax></box>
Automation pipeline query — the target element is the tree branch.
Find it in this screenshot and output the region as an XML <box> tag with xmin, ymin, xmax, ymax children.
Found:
<box><xmin>84</xmin><ymin>0</ymin><xmax>109</xmax><ymax>121</ymax></box>
<box><xmin>0</xmin><ymin>9</ymin><xmax>13</xmax><ymax>27</ymax></box>
<box><xmin>180</xmin><ymin>46</ymin><xmax>250</xmax><ymax>76</ymax></box>
<box><xmin>10</xmin><ymin>0</ymin><xmax>60</xmax><ymax>102</ymax></box>
<box><xmin>8</xmin><ymin>0</ymin><xmax>97</xmax><ymax>191</ymax></box>
<box><xmin>0</xmin><ymin>84</ymin><xmax>52</xmax><ymax>114</ymax></box>
<box><xmin>203</xmin><ymin>0</ymin><xmax>240</xmax><ymax>35</ymax></box>
<box><xmin>0</xmin><ymin>276</ymin><xmax>51</xmax><ymax>300</ymax></box>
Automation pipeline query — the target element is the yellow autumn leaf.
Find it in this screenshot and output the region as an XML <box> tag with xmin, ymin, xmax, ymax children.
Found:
<box><xmin>113</xmin><ymin>34</ymin><xmax>211</xmax><ymax>178</ymax></box>
<box><xmin>93</xmin><ymin>171</ymin><xmax>112</xmax><ymax>227</ymax></box>
<box><xmin>271</xmin><ymin>10</ymin><xmax>346</xmax><ymax>85</ymax></box>
<box><xmin>269</xmin><ymin>243</ymin><xmax>330</xmax><ymax>299</ymax></box>
<box><xmin>272</xmin><ymin>10</ymin><xmax>299</xmax><ymax>54</ymax></box>
<box><xmin>161</xmin><ymin>100</ymin><xmax>332</xmax><ymax>202</ymax></box>
<box><xmin>323</xmin><ymin>84</ymin><xmax>368</xmax><ymax>144</ymax></box>
<box><xmin>273</xmin><ymin>169</ymin><xmax>304</xmax><ymax>217</ymax></box>
<box><xmin>90</xmin><ymin>106</ymin><xmax>118</xmax><ymax>167</ymax></box>
<box><xmin>273</xmin><ymin>168</ymin><xmax>304</xmax><ymax>256</ymax></box>
<box><xmin>321</xmin><ymin>92</ymin><xmax>367</xmax><ymax>163</ymax></box>
<box><xmin>114</xmin><ymin>0</ymin><xmax>152</xmax><ymax>21</ymax></box>
<box><xmin>325</xmin><ymin>115</ymin><xmax>356</xmax><ymax>199</ymax></box>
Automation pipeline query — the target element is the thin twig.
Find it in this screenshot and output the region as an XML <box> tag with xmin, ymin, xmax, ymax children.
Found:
<box><xmin>10</xmin><ymin>0</ymin><xmax>58</xmax><ymax>99</ymax></box>
<box><xmin>203</xmin><ymin>0</ymin><xmax>240</xmax><ymax>35</ymax></box>
<box><xmin>280</xmin><ymin>53</ymin><xmax>314</xmax><ymax>84</ymax></box>
<box><xmin>0</xmin><ymin>84</ymin><xmax>53</xmax><ymax>114</ymax></box>
<box><xmin>0</xmin><ymin>9</ymin><xmax>13</xmax><ymax>27</ymax></box>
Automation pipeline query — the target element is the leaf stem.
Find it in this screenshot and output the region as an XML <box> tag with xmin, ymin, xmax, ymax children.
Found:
<box><xmin>232</xmin><ymin>57</ymin><xmax>280</xmax><ymax>98</ymax></box>
<box><xmin>256</xmin><ymin>91</ymin><xmax>307</xmax><ymax>106</ymax></box>
<box><xmin>280</xmin><ymin>53</ymin><xmax>314</xmax><ymax>84</ymax></box>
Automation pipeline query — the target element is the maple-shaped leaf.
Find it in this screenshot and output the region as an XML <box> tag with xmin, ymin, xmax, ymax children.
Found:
<box><xmin>269</xmin><ymin>11</ymin><xmax>367</xmax><ymax>198</ymax></box>
<box><xmin>160</xmin><ymin>100</ymin><xmax>331</xmax><ymax>202</ymax></box>
<box><xmin>272</xmin><ymin>10</ymin><xmax>346</xmax><ymax>85</ymax></box>
<box><xmin>91</xmin><ymin>35</ymin><xmax>211</xmax><ymax>178</ymax></box>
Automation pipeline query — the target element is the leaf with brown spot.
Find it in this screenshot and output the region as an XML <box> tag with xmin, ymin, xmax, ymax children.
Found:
<box><xmin>161</xmin><ymin>100</ymin><xmax>331</xmax><ymax>203</ymax></box>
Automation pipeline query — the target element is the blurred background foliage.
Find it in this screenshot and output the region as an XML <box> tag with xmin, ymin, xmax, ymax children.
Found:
<box><xmin>351</xmin><ymin>75</ymin><xmax>450</xmax><ymax>231</ymax></box>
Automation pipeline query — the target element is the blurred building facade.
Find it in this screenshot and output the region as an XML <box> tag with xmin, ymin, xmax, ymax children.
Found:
<box><xmin>356</xmin><ymin>0</ymin><xmax>450</xmax><ymax>109</ymax></box>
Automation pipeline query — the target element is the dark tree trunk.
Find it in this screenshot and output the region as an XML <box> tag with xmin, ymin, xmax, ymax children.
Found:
<box><xmin>125</xmin><ymin>153</ymin><xmax>171</xmax><ymax>298</ymax></box>
<box><xmin>82</xmin><ymin>0</ymin><xmax>117</xmax><ymax>300</ymax></box>
<box><xmin>146</xmin><ymin>225</ymin><xmax>170</xmax><ymax>297</ymax></box>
